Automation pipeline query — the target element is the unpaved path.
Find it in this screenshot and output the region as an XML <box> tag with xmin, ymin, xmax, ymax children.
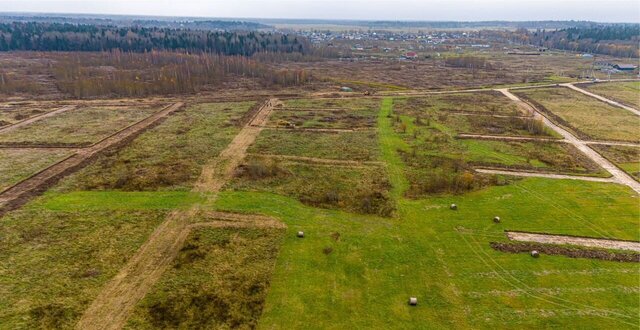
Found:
<box><xmin>0</xmin><ymin>103</ymin><xmax>184</xmax><ymax>215</ymax></box>
<box><xmin>561</xmin><ymin>83</ymin><xmax>640</xmax><ymax>116</ymax></box>
<box><xmin>249</xmin><ymin>153</ymin><xmax>384</xmax><ymax>167</ymax></box>
<box><xmin>585</xmin><ymin>140</ymin><xmax>640</xmax><ymax>148</ymax></box>
<box><xmin>77</xmin><ymin>99</ymin><xmax>279</xmax><ymax>330</ymax></box>
<box><xmin>497</xmin><ymin>89</ymin><xmax>640</xmax><ymax>194</ymax></box>
<box><xmin>446</xmin><ymin>111</ymin><xmax>533</xmax><ymax>119</ymax></box>
<box><xmin>475</xmin><ymin>168</ymin><xmax>616</xmax><ymax>183</ymax></box>
<box><xmin>457</xmin><ymin>133</ymin><xmax>562</xmax><ymax>142</ymax></box>
<box><xmin>0</xmin><ymin>105</ymin><xmax>76</xmax><ymax>134</ymax></box>
<box><xmin>506</xmin><ymin>231</ymin><xmax>640</xmax><ymax>253</ymax></box>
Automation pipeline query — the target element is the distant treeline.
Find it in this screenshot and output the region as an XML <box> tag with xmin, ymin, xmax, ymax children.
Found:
<box><xmin>0</xmin><ymin>15</ymin><xmax>272</xmax><ymax>31</ymax></box>
<box><xmin>523</xmin><ymin>25</ymin><xmax>639</xmax><ymax>58</ymax></box>
<box><xmin>0</xmin><ymin>22</ymin><xmax>309</xmax><ymax>55</ymax></box>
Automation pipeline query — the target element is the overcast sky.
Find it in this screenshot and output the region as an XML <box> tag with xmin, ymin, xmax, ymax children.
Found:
<box><xmin>1</xmin><ymin>0</ymin><xmax>639</xmax><ymax>22</ymax></box>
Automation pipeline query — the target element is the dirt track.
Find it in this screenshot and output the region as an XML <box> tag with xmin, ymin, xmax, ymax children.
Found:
<box><xmin>0</xmin><ymin>105</ymin><xmax>76</xmax><ymax>134</ymax></box>
<box><xmin>457</xmin><ymin>133</ymin><xmax>562</xmax><ymax>142</ymax></box>
<box><xmin>76</xmin><ymin>99</ymin><xmax>280</xmax><ymax>330</ymax></box>
<box><xmin>562</xmin><ymin>83</ymin><xmax>640</xmax><ymax>116</ymax></box>
<box><xmin>474</xmin><ymin>168</ymin><xmax>616</xmax><ymax>183</ymax></box>
<box><xmin>497</xmin><ymin>89</ymin><xmax>640</xmax><ymax>194</ymax></box>
<box><xmin>0</xmin><ymin>103</ymin><xmax>184</xmax><ymax>216</ymax></box>
<box><xmin>506</xmin><ymin>231</ymin><xmax>640</xmax><ymax>253</ymax></box>
<box><xmin>249</xmin><ymin>153</ymin><xmax>384</xmax><ymax>167</ymax></box>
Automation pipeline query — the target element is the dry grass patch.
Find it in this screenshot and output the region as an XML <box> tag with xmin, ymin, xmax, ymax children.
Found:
<box><xmin>0</xmin><ymin>149</ymin><xmax>72</xmax><ymax>191</ymax></box>
<box><xmin>583</xmin><ymin>81</ymin><xmax>640</xmax><ymax>108</ymax></box>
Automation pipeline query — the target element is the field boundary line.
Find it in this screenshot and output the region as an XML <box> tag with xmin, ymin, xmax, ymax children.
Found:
<box><xmin>248</xmin><ymin>153</ymin><xmax>384</xmax><ymax>167</ymax></box>
<box><xmin>456</xmin><ymin>134</ymin><xmax>563</xmax><ymax>142</ymax></box>
<box><xmin>474</xmin><ymin>168</ymin><xmax>615</xmax><ymax>183</ymax></box>
<box><xmin>0</xmin><ymin>105</ymin><xmax>76</xmax><ymax>134</ymax></box>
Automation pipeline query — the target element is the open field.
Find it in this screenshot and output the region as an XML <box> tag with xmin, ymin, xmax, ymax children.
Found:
<box><xmin>515</xmin><ymin>87</ymin><xmax>640</xmax><ymax>143</ymax></box>
<box><xmin>591</xmin><ymin>145</ymin><xmax>640</xmax><ymax>181</ymax></box>
<box><xmin>582</xmin><ymin>81</ymin><xmax>640</xmax><ymax>109</ymax></box>
<box><xmin>0</xmin><ymin>41</ymin><xmax>638</xmax><ymax>330</ymax></box>
<box><xmin>248</xmin><ymin>129</ymin><xmax>380</xmax><ymax>161</ymax></box>
<box><xmin>0</xmin><ymin>105</ymin><xmax>161</xmax><ymax>146</ymax></box>
<box><xmin>0</xmin><ymin>101</ymin><xmax>66</xmax><ymax>126</ymax></box>
<box><xmin>0</xmin><ymin>148</ymin><xmax>72</xmax><ymax>192</ymax></box>
<box><xmin>56</xmin><ymin>102</ymin><xmax>254</xmax><ymax>192</ymax></box>
<box><xmin>125</xmin><ymin>227</ymin><xmax>284</xmax><ymax>329</ymax></box>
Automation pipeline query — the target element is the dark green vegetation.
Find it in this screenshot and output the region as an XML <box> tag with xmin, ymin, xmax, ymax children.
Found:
<box><xmin>516</xmin><ymin>87</ymin><xmax>640</xmax><ymax>143</ymax></box>
<box><xmin>0</xmin><ymin>105</ymin><xmax>159</xmax><ymax>146</ymax></box>
<box><xmin>0</xmin><ymin>22</ymin><xmax>309</xmax><ymax>55</ymax></box>
<box><xmin>231</xmin><ymin>156</ymin><xmax>394</xmax><ymax>216</ymax></box>
<box><xmin>592</xmin><ymin>144</ymin><xmax>640</xmax><ymax>181</ymax></box>
<box><xmin>125</xmin><ymin>227</ymin><xmax>284</xmax><ymax>329</ymax></box>
<box><xmin>57</xmin><ymin>102</ymin><xmax>253</xmax><ymax>191</ymax></box>
<box><xmin>249</xmin><ymin>129</ymin><xmax>380</xmax><ymax>161</ymax></box>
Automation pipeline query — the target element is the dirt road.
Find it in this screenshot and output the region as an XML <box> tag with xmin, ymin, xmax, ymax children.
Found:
<box><xmin>506</xmin><ymin>231</ymin><xmax>640</xmax><ymax>252</ymax></box>
<box><xmin>474</xmin><ymin>168</ymin><xmax>616</xmax><ymax>183</ymax></box>
<box><xmin>457</xmin><ymin>133</ymin><xmax>562</xmax><ymax>142</ymax></box>
<box><xmin>76</xmin><ymin>99</ymin><xmax>279</xmax><ymax>330</ymax></box>
<box><xmin>496</xmin><ymin>89</ymin><xmax>640</xmax><ymax>194</ymax></box>
<box><xmin>0</xmin><ymin>105</ymin><xmax>76</xmax><ymax>134</ymax></box>
<box><xmin>561</xmin><ymin>83</ymin><xmax>640</xmax><ymax>116</ymax></box>
<box><xmin>0</xmin><ymin>103</ymin><xmax>184</xmax><ymax>216</ymax></box>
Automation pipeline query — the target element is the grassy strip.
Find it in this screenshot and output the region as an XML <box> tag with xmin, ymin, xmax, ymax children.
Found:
<box><xmin>378</xmin><ymin>97</ymin><xmax>410</xmax><ymax>199</ymax></box>
<box><xmin>41</xmin><ymin>191</ymin><xmax>206</xmax><ymax>211</ymax></box>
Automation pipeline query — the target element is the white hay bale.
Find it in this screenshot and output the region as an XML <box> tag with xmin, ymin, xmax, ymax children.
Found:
<box><xmin>531</xmin><ymin>250</ymin><xmax>539</xmax><ymax>258</ymax></box>
<box><xmin>297</xmin><ymin>231</ymin><xmax>305</xmax><ymax>238</ymax></box>
<box><xmin>408</xmin><ymin>297</ymin><xmax>418</xmax><ymax>306</ymax></box>
<box><xmin>450</xmin><ymin>204</ymin><xmax>457</xmax><ymax>210</ymax></box>
<box><xmin>493</xmin><ymin>216</ymin><xmax>501</xmax><ymax>223</ymax></box>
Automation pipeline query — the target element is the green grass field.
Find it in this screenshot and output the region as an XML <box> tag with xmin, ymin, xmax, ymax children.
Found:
<box><xmin>0</xmin><ymin>149</ymin><xmax>72</xmax><ymax>191</ymax></box>
<box><xmin>515</xmin><ymin>87</ymin><xmax>640</xmax><ymax>143</ymax></box>
<box><xmin>209</xmin><ymin>97</ymin><xmax>639</xmax><ymax>328</ymax></box>
<box><xmin>0</xmin><ymin>105</ymin><xmax>159</xmax><ymax>146</ymax></box>
<box><xmin>584</xmin><ymin>81</ymin><xmax>640</xmax><ymax>108</ymax></box>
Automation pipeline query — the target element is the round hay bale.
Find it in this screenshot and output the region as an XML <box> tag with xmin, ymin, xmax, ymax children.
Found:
<box><xmin>297</xmin><ymin>231</ymin><xmax>305</xmax><ymax>238</ymax></box>
<box><xmin>493</xmin><ymin>216</ymin><xmax>501</xmax><ymax>223</ymax></box>
<box><xmin>531</xmin><ymin>250</ymin><xmax>540</xmax><ymax>258</ymax></box>
<box><xmin>408</xmin><ymin>297</ymin><xmax>418</xmax><ymax>306</ymax></box>
<box><xmin>450</xmin><ymin>204</ymin><xmax>458</xmax><ymax>210</ymax></box>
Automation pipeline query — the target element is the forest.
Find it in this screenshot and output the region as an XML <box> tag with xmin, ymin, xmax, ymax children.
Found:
<box><xmin>0</xmin><ymin>22</ymin><xmax>309</xmax><ymax>55</ymax></box>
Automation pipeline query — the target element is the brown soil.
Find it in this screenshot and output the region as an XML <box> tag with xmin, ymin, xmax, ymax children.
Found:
<box><xmin>490</xmin><ymin>242</ymin><xmax>640</xmax><ymax>263</ymax></box>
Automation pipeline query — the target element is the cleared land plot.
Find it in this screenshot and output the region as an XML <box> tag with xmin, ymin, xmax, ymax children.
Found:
<box><xmin>214</xmin><ymin>177</ymin><xmax>640</xmax><ymax>329</ymax></box>
<box><xmin>583</xmin><ymin>81</ymin><xmax>640</xmax><ymax>109</ymax></box>
<box><xmin>591</xmin><ymin>145</ymin><xmax>640</xmax><ymax>181</ymax></box>
<box><xmin>230</xmin><ymin>156</ymin><xmax>393</xmax><ymax>216</ymax></box>
<box><xmin>506</xmin><ymin>231</ymin><xmax>640</xmax><ymax>253</ymax></box>
<box><xmin>0</xmin><ymin>194</ymin><xmax>173</xmax><ymax>329</ymax></box>
<box><xmin>384</xmin><ymin>99</ymin><xmax>606</xmax><ymax>198</ymax></box>
<box><xmin>0</xmin><ymin>149</ymin><xmax>72</xmax><ymax>191</ymax></box>
<box><xmin>283</xmin><ymin>98</ymin><xmax>379</xmax><ymax>110</ymax></box>
<box><xmin>269</xmin><ymin>107</ymin><xmax>378</xmax><ymax>129</ymax></box>
<box><xmin>393</xmin><ymin>94</ymin><xmax>558</xmax><ymax>138</ymax></box>
<box><xmin>125</xmin><ymin>227</ymin><xmax>284</xmax><ymax>329</ymax></box>
<box><xmin>56</xmin><ymin>102</ymin><xmax>253</xmax><ymax>192</ymax></box>
<box><xmin>515</xmin><ymin>87</ymin><xmax>640</xmax><ymax>142</ymax></box>
<box><xmin>0</xmin><ymin>105</ymin><xmax>160</xmax><ymax>146</ymax></box>
<box><xmin>0</xmin><ymin>102</ymin><xmax>65</xmax><ymax>126</ymax></box>
<box><xmin>249</xmin><ymin>129</ymin><xmax>379</xmax><ymax>161</ymax></box>
<box><xmin>393</xmin><ymin>92</ymin><xmax>524</xmax><ymax>116</ymax></box>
